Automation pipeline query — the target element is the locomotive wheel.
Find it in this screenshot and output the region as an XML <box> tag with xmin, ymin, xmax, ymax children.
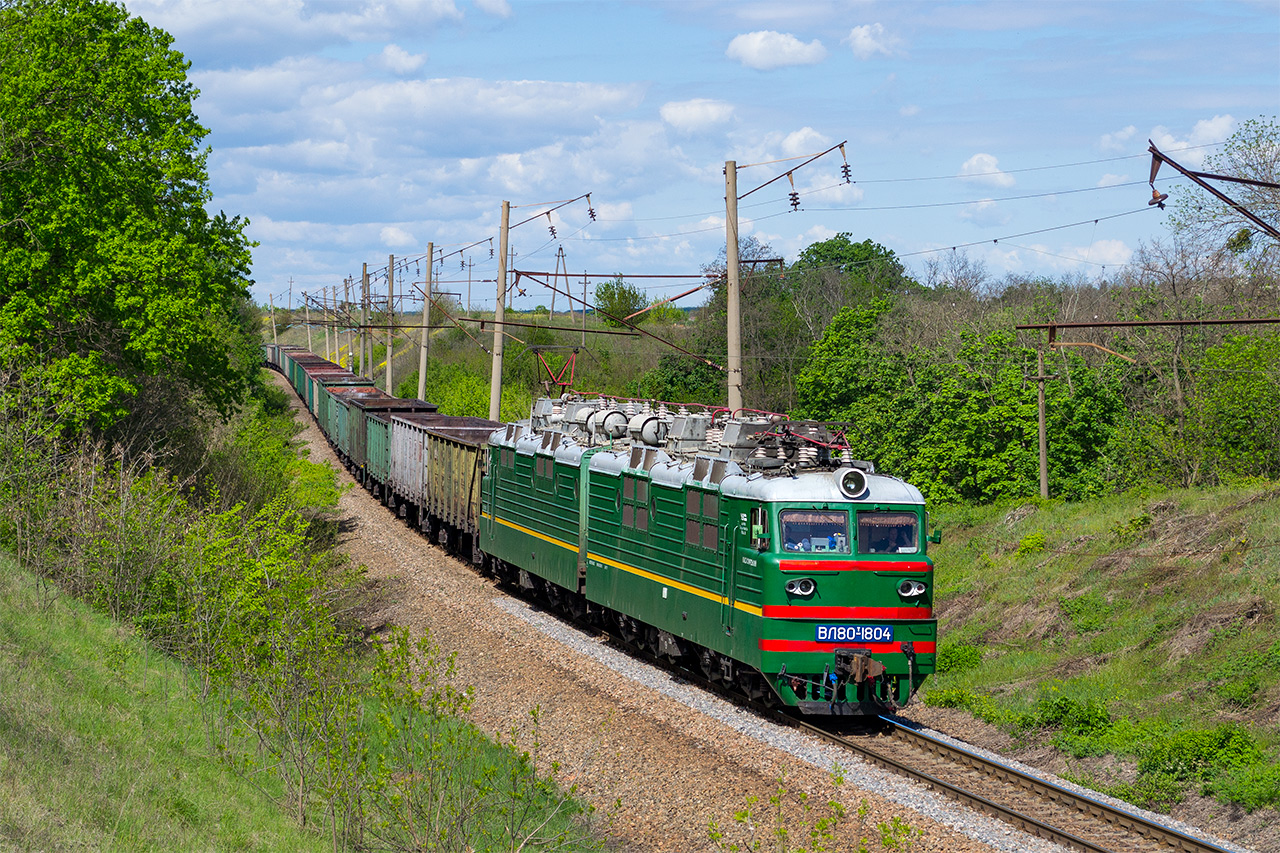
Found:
<box><xmin>615</xmin><ymin>613</ymin><xmax>641</xmax><ymax>647</ymax></box>
<box><xmin>644</xmin><ymin>626</ymin><xmax>660</xmax><ymax>657</ymax></box>
<box><xmin>699</xmin><ymin>648</ymin><xmax>719</xmax><ymax>682</ymax></box>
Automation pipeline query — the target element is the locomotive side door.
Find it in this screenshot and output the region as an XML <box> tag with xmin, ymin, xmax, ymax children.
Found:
<box><xmin>720</xmin><ymin>511</ymin><xmax>738</xmax><ymax>635</ymax></box>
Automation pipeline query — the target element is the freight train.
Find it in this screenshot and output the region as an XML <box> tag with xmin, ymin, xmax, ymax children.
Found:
<box><xmin>264</xmin><ymin>343</ymin><xmax>938</xmax><ymax>715</ymax></box>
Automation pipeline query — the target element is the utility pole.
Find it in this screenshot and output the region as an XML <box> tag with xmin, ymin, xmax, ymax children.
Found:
<box><xmin>304</xmin><ymin>292</ymin><xmax>313</xmax><ymax>353</ymax></box>
<box><xmin>1032</xmin><ymin>329</ymin><xmax>1058</xmax><ymax>500</ymax></box>
<box><xmin>268</xmin><ymin>293</ymin><xmax>278</xmax><ymax>346</ymax></box>
<box><xmin>361</xmin><ymin>263</ymin><xmax>370</xmax><ymax>377</ymax></box>
<box><xmin>582</xmin><ymin>271</ymin><xmax>587</xmax><ymax>346</ymax></box>
<box><xmin>344</xmin><ymin>278</ymin><xmax>353</xmax><ymax>370</ymax></box>
<box><xmin>466</xmin><ymin>259</ymin><xmax>472</xmax><ymax>313</ymax></box>
<box><xmin>327</xmin><ymin>286</ymin><xmax>336</xmax><ymax>362</ymax></box>
<box><xmin>489</xmin><ymin>200</ymin><xmax>510</xmax><ymax>421</ymax></box>
<box><xmin>386</xmin><ymin>254</ymin><xmax>394</xmax><ymax>395</ymax></box>
<box><xmin>418</xmin><ymin>242</ymin><xmax>433</xmax><ymax>401</ymax></box>
<box><xmin>725</xmin><ymin>160</ymin><xmax>743</xmax><ymax>413</ymax></box>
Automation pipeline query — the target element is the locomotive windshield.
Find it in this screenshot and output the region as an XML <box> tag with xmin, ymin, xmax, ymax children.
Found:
<box><xmin>857</xmin><ymin>511</ymin><xmax>918</xmax><ymax>554</ymax></box>
<box><xmin>780</xmin><ymin>510</ymin><xmax>850</xmax><ymax>553</ymax></box>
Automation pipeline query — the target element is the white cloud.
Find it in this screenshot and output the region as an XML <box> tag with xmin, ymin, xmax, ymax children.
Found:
<box><xmin>590</xmin><ymin>201</ymin><xmax>633</xmax><ymax>230</ymax></box>
<box><xmin>780</xmin><ymin>127</ymin><xmax>829</xmax><ymax>157</ymax></box>
<box><xmin>899</xmin><ymin>104</ymin><xmax>920</xmax><ymax>117</ymax></box>
<box><xmin>1085</xmin><ymin>239</ymin><xmax>1133</xmax><ymax>267</ymax></box>
<box><xmin>1150</xmin><ymin>115</ymin><xmax>1235</xmax><ymax>168</ymax></box>
<box><xmin>1028</xmin><ymin>239</ymin><xmax>1134</xmax><ymax>272</ymax></box>
<box><xmin>1099</xmin><ymin>125</ymin><xmax>1136</xmax><ymax>152</ymax></box>
<box><xmin>372</xmin><ymin>44</ymin><xmax>427</xmax><ymax>74</ymax></box>
<box><xmin>660</xmin><ymin>98</ymin><xmax>735</xmax><ymax>133</ymax></box>
<box><xmin>473</xmin><ymin>0</ymin><xmax>511</xmax><ymax>17</ymax></box>
<box><xmin>959</xmin><ymin>199</ymin><xmax>1010</xmax><ymax>227</ymax></box>
<box><xmin>123</xmin><ymin>0</ymin><xmax>463</xmax><ymax>65</ymax></box>
<box><xmin>726</xmin><ymin>31</ymin><xmax>826</xmax><ymax>70</ymax></box>
<box><xmin>803</xmin><ymin>179</ymin><xmax>863</xmax><ymax>205</ymax></box>
<box><xmin>959</xmin><ymin>153</ymin><xmax>1015</xmax><ymax>188</ymax></box>
<box><xmin>380</xmin><ymin>226</ymin><xmax>417</xmax><ymax>247</ymax></box>
<box><xmin>1096</xmin><ymin>173</ymin><xmax>1128</xmax><ymax>188</ymax></box>
<box><xmin>843</xmin><ymin>23</ymin><xmax>900</xmax><ymax>60</ymax></box>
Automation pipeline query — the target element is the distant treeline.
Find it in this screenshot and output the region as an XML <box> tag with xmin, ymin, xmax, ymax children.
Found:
<box><xmin>632</xmin><ymin>226</ymin><xmax>1280</xmax><ymax>503</ymax></box>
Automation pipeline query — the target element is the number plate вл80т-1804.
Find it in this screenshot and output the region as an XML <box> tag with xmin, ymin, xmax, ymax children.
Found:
<box><xmin>815</xmin><ymin>624</ymin><xmax>894</xmax><ymax>643</ymax></box>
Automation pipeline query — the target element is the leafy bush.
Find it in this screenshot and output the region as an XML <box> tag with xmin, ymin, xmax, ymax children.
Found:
<box><xmin>1016</xmin><ymin>531</ymin><xmax>1046</xmax><ymax>556</ymax></box>
<box><xmin>921</xmin><ymin>687</ymin><xmax>974</xmax><ymax>708</ymax></box>
<box><xmin>629</xmin><ymin>353</ymin><xmax>725</xmax><ymax>404</ymax></box>
<box><xmin>593</xmin><ymin>277</ymin><xmax>649</xmax><ymax>327</ymax></box>
<box><xmin>1204</xmin><ymin>762</ymin><xmax>1280</xmax><ymax>812</ymax></box>
<box><xmin>1138</xmin><ymin>725</ymin><xmax>1264</xmax><ymax>782</ymax></box>
<box><xmin>1035</xmin><ymin>694</ymin><xmax>1112</xmax><ymax>737</ymax></box>
<box><xmin>1064</xmin><ymin>771</ymin><xmax>1185</xmax><ymax>813</ymax></box>
<box><xmin>1058</xmin><ymin>591</ymin><xmax>1113</xmax><ymax>633</ymax></box>
<box><xmin>397</xmin><ymin>362</ymin><xmax>531</xmax><ymax>421</ymax></box>
<box><xmin>935</xmin><ymin>643</ymin><xmax>983</xmax><ymax>675</ymax></box>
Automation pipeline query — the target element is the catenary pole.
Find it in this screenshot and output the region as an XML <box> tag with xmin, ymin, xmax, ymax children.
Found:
<box><xmin>304</xmin><ymin>293</ymin><xmax>313</xmax><ymax>353</ymax></box>
<box><xmin>418</xmin><ymin>241</ymin><xmax>433</xmax><ymax>401</ymax></box>
<box><xmin>386</xmin><ymin>254</ymin><xmax>395</xmax><ymax>395</ymax></box>
<box><xmin>361</xmin><ymin>263</ymin><xmax>369</xmax><ymax>377</ymax></box>
<box><xmin>725</xmin><ymin>160</ymin><xmax>743</xmax><ymax>413</ymax></box>
<box><xmin>344</xmin><ymin>278</ymin><xmax>353</xmax><ymax>370</ymax></box>
<box><xmin>268</xmin><ymin>293</ymin><xmax>278</xmax><ymax>346</ymax></box>
<box><xmin>489</xmin><ymin>200</ymin><xmax>510</xmax><ymax>421</ymax></box>
<box><xmin>1037</xmin><ymin>350</ymin><xmax>1049</xmax><ymax>499</ymax></box>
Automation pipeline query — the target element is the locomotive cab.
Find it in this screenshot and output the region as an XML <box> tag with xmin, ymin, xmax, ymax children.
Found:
<box><xmin>742</xmin><ymin>469</ymin><xmax>937</xmax><ymax>715</ymax></box>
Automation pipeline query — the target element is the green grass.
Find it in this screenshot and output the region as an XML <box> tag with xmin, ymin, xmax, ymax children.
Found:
<box><xmin>924</xmin><ymin>483</ymin><xmax>1280</xmax><ymax>812</ymax></box>
<box><xmin>0</xmin><ymin>558</ymin><xmax>322</xmax><ymax>851</ymax></box>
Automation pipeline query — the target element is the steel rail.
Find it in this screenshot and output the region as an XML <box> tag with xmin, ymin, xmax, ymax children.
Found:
<box><xmin>801</xmin><ymin>714</ymin><xmax>1235</xmax><ymax>853</ymax></box>
<box><xmin>786</xmin><ymin>715</ymin><xmax>1107</xmax><ymax>853</ymax></box>
<box><xmin>635</xmin><ymin>651</ymin><xmax>1235</xmax><ymax>853</ymax></box>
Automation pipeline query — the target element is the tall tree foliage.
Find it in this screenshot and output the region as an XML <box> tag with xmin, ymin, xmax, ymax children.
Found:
<box><xmin>0</xmin><ymin>0</ymin><xmax>258</xmax><ymax>433</ymax></box>
<box><xmin>1169</xmin><ymin>116</ymin><xmax>1280</xmax><ymax>254</ymax></box>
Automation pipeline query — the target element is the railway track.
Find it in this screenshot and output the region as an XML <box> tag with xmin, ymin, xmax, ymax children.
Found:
<box><xmin>585</xmin><ymin>619</ymin><xmax>1242</xmax><ymax>853</ymax></box>
<box><xmin>582</xmin><ymin>616</ymin><xmax>1235</xmax><ymax>853</ymax></box>
<box><xmin>794</xmin><ymin>714</ymin><xmax>1237</xmax><ymax>853</ymax></box>
<box><xmin>487</xmin><ymin>571</ymin><xmax>1243</xmax><ymax>853</ymax></box>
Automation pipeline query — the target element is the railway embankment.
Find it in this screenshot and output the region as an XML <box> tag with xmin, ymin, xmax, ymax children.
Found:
<box><xmin>914</xmin><ymin>488</ymin><xmax>1280</xmax><ymax>851</ymax></box>
<box><xmin>273</xmin><ymin>364</ymin><xmax>1271</xmax><ymax>852</ymax></box>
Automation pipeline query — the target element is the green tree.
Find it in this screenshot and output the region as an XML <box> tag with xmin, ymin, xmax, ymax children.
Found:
<box><xmin>0</xmin><ymin>0</ymin><xmax>259</xmax><ymax>432</ymax></box>
<box><xmin>629</xmin><ymin>353</ymin><xmax>725</xmax><ymax>404</ymax></box>
<box><xmin>1169</xmin><ymin>116</ymin><xmax>1280</xmax><ymax>252</ymax></box>
<box><xmin>787</xmin><ymin>235</ymin><xmax>919</xmax><ymax>340</ymax></box>
<box><xmin>695</xmin><ymin>237</ymin><xmax>800</xmax><ymax>411</ymax></box>
<box><xmin>593</xmin><ymin>276</ymin><xmax>649</xmax><ymax>328</ymax></box>
<box><xmin>793</xmin><ymin>233</ymin><xmax>909</xmax><ymax>280</ymax></box>
<box><xmin>1191</xmin><ymin>334</ymin><xmax>1280</xmax><ymax>480</ymax></box>
<box><xmin>798</xmin><ymin>312</ymin><xmax>1124</xmax><ymax>503</ymax></box>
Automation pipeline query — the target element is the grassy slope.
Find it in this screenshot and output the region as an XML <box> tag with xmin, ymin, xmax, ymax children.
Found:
<box><xmin>925</xmin><ymin>482</ymin><xmax>1280</xmax><ymax>807</ymax></box>
<box><xmin>0</xmin><ymin>557</ymin><xmax>323</xmax><ymax>852</ymax></box>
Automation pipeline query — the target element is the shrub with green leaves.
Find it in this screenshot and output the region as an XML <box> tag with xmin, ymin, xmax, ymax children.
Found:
<box><xmin>1138</xmin><ymin>725</ymin><xmax>1264</xmax><ymax>783</ymax></box>
<box><xmin>935</xmin><ymin>643</ymin><xmax>983</xmax><ymax>675</ymax></box>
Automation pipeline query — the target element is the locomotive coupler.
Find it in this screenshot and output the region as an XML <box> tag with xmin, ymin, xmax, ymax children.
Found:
<box><xmin>834</xmin><ymin>648</ymin><xmax>886</xmax><ymax>683</ymax></box>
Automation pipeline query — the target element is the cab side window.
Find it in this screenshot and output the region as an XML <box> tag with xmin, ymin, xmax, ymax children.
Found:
<box><xmin>856</xmin><ymin>511</ymin><xmax>918</xmax><ymax>554</ymax></box>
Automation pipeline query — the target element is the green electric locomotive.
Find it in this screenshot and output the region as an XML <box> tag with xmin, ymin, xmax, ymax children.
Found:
<box><xmin>481</xmin><ymin>394</ymin><xmax>937</xmax><ymax>715</ymax></box>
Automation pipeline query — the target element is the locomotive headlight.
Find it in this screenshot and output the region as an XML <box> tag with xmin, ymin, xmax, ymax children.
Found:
<box><xmin>785</xmin><ymin>577</ymin><xmax>816</xmax><ymax>597</ymax></box>
<box><xmin>897</xmin><ymin>579</ymin><xmax>927</xmax><ymax>598</ymax></box>
<box><xmin>837</xmin><ymin>467</ymin><xmax>868</xmax><ymax>498</ymax></box>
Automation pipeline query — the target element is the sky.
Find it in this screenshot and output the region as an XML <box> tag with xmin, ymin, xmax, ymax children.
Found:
<box><xmin>120</xmin><ymin>0</ymin><xmax>1280</xmax><ymax>313</ymax></box>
